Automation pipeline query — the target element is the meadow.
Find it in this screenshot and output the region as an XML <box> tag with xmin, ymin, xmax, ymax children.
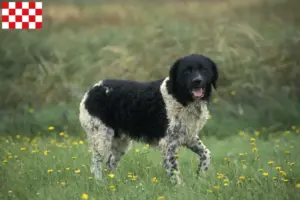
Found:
<box><xmin>1</xmin><ymin>0</ymin><xmax>300</xmax><ymax>199</ymax></box>
<box><xmin>1</xmin><ymin>127</ymin><xmax>300</xmax><ymax>200</ymax></box>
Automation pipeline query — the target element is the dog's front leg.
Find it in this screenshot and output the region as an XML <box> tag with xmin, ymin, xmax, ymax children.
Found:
<box><xmin>185</xmin><ymin>135</ymin><xmax>211</xmax><ymax>175</ymax></box>
<box><xmin>162</xmin><ymin>138</ymin><xmax>182</xmax><ymax>185</ymax></box>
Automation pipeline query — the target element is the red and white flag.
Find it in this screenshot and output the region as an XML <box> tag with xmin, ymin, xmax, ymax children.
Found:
<box><xmin>1</xmin><ymin>1</ymin><xmax>43</xmax><ymax>29</ymax></box>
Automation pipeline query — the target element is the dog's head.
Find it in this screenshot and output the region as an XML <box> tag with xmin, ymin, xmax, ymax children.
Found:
<box><xmin>167</xmin><ymin>54</ymin><xmax>218</xmax><ymax>106</ymax></box>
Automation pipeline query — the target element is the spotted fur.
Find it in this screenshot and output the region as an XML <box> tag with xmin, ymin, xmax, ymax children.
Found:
<box><xmin>79</xmin><ymin>54</ymin><xmax>218</xmax><ymax>184</ymax></box>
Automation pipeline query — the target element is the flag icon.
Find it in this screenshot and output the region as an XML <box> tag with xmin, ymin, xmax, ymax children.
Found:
<box><xmin>1</xmin><ymin>1</ymin><xmax>43</xmax><ymax>29</ymax></box>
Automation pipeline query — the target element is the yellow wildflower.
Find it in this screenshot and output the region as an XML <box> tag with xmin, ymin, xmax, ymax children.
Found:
<box><xmin>252</xmin><ymin>147</ymin><xmax>258</xmax><ymax>152</ymax></box>
<box><xmin>59</xmin><ymin>132</ymin><xmax>65</xmax><ymax>137</ymax></box>
<box><xmin>8</xmin><ymin>190</ymin><xmax>13</xmax><ymax>193</ymax></box>
<box><xmin>241</xmin><ymin>160</ymin><xmax>246</xmax><ymax>163</ymax></box>
<box><xmin>283</xmin><ymin>179</ymin><xmax>289</xmax><ymax>182</ymax></box>
<box><xmin>296</xmin><ymin>183</ymin><xmax>300</xmax><ymax>188</ymax></box>
<box><xmin>135</xmin><ymin>149</ymin><xmax>140</xmax><ymax>153</ymax></box>
<box><xmin>224</xmin><ymin>183</ymin><xmax>229</xmax><ymax>187</ymax></box>
<box><xmin>263</xmin><ymin>172</ymin><xmax>268</xmax><ymax>177</ymax></box>
<box><xmin>250</xmin><ymin>138</ymin><xmax>255</xmax><ymax>142</ymax></box>
<box><xmin>131</xmin><ymin>175</ymin><xmax>137</xmax><ymax>181</ymax></box>
<box><xmin>78</xmin><ymin>140</ymin><xmax>84</xmax><ymax>145</ymax></box>
<box><xmin>242</xmin><ymin>165</ymin><xmax>247</xmax><ymax>169</ymax></box>
<box><xmin>44</xmin><ymin>151</ymin><xmax>49</xmax><ymax>156</ymax></box>
<box><xmin>109</xmin><ymin>185</ymin><xmax>116</xmax><ymax>191</ymax></box>
<box><xmin>152</xmin><ymin>177</ymin><xmax>158</xmax><ymax>183</ymax></box>
<box><xmin>267</xmin><ymin>161</ymin><xmax>274</xmax><ymax>165</ymax></box>
<box><xmin>157</xmin><ymin>196</ymin><xmax>165</xmax><ymax>200</ymax></box>
<box><xmin>2</xmin><ymin>160</ymin><xmax>8</xmax><ymax>163</ymax></box>
<box><xmin>48</xmin><ymin>126</ymin><xmax>55</xmax><ymax>131</ymax></box>
<box><xmin>289</xmin><ymin>162</ymin><xmax>295</xmax><ymax>166</ymax></box>
<box><xmin>255</xmin><ymin>131</ymin><xmax>260</xmax><ymax>136</ymax></box>
<box><xmin>20</xmin><ymin>147</ymin><xmax>26</xmax><ymax>151</ymax></box>
<box><xmin>216</xmin><ymin>173</ymin><xmax>224</xmax><ymax>179</ymax></box>
<box><xmin>65</xmin><ymin>167</ymin><xmax>70</xmax><ymax>171</ymax></box>
<box><xmin>224</xmin><ymin>157</ymin><xmax>229</xmax><ymax>161</ymax></box>
<box><xmin>213</xmin><ymin>186</ymin><xmax>220</xmax><ymax>190</ymax></box>
<box><xmin>81</xmin><ymin>193</ymin><xmax>88</xmax><ymax>200</ymax></box>
<box><xmin>284</xmin><ymin>150</ymin><xmax>290</xmax><ymax>154</ymax></box>
<box><xmin>239</xmin><ymin>176</ymin><xmax>245</xmax><ymax>181</ymax></box>
<box><xmin>88</xmin><ymin>176</ymin><xmax>93</xmax><ymax>180</ymax></box>
<box><xmin>108</xmin><ymin>173</ymin><xmax>115</xmax><ymax>179</ymax></box>
<box><xmin>75</xmin><ymin>169</ymin><xmax>81</xmax><ymax>174</ymax></box>
<box><xmin>207</xmin><ymin>189</ymin><xmax>213</xmax><ymax>193</ymax></box>
<box><xmin>47</xmin><ymin>169</ymin><xmax>54</xmax><ymax>173</ymax></box>
<box><xmin>276</xmin><ymin>166</ymin><xmax>281</xmax><ymax>171</ymax></box>
<box><xmin>279</xmin><ymin>171</ymin><xmax>286</xmax><ymax>176</ymax></box>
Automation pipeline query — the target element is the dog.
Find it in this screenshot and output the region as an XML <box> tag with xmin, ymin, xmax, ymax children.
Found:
<box><xmin>79</xmin><ymin>54</ymin><xmax>218</xmax><ymax>184</ymax></box>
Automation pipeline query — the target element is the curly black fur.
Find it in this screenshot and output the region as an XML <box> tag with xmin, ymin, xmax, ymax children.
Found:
<box><xmin>84</xmin><ymin>54</ymin><xmax>218</xmax><ymax>143</ymax></box>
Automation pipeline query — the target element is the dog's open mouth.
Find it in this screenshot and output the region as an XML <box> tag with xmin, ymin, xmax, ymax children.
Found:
<box><xmin>192</xmin><ymin>88</ymin><xmax>204</xmax><ymax>98</ymax></box>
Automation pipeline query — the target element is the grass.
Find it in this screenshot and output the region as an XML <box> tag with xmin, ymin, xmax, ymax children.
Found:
<box><xmin>1</xmin><ymin>0</ymin><xmax>300</xmax><ymax>138</ymax></box>
<box><xmin>1</xmin><ymin>127</ymin><xmax>300</xmax><ymax>200</ymax></box>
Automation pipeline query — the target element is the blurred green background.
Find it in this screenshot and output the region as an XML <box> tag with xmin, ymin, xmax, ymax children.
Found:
<box><xmin>0</xmin><ymin>0</ymin><xmax>299</xmax><ymax>139</ymax></box>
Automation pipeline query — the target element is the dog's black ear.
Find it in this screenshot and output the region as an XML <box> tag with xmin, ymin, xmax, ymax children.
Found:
<box><xmin>167</xmin><ymin>58</ymin><xmax>181</xmax><ymax>94</ymax></box>
<box><xmin>210</xmin><ymin>60</ymin><xmax>218</xmax><ymax>90</ymax></box>
<box><xmin>169</xmin><ymin>58</ymin><xmax>181</xmax><ymax>82</ymax></box>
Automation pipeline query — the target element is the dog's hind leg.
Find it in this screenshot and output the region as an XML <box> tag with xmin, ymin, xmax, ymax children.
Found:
<box><xmin>88</xmin><ymin>128</ymin><xmax>114</xmax><ymax>181</ymax></box>
<box><xmin>79</xmin><ymin>93</ymin><xmax>114</xmax><ymax>181</ymax></box>
<box><xmin>106</xmin><ymin>135</ymin><xmax>132</xmax><ymax>173</ymax></box>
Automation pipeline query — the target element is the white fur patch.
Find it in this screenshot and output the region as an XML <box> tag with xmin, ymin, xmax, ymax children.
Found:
<box><xmin>159</xmin><ymin>77</ymin><xmax>209</xmax><ymax>144</ymax></box>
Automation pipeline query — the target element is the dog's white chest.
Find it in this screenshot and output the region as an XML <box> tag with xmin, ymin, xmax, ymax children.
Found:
<box><xmin>160</xmin><ymin>77</ymin><xmax>210</xmax><ymax>143</ymax></box>
<box><xmin>173</xmin><ymin>102</ymin><xmax>209</xmax><ymax>139</ymax></box>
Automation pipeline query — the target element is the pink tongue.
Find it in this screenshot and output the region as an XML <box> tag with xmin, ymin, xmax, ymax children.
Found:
<box><xmin>193</xmin><ymin>88</ymin><xmax>203</xmax><ymax>97</ymax></box>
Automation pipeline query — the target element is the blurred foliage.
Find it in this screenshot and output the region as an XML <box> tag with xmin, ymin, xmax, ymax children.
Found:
<box><xmin>0</xmin><ymin>0</ymin><xmax>300</xmax><ymax>138</ymax></box>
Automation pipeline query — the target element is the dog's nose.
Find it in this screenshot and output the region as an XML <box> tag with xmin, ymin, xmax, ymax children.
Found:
<box><xmin>192</xmin><ymin>77</ymin><xmax>202</xmax><ymax>87</ymax></box>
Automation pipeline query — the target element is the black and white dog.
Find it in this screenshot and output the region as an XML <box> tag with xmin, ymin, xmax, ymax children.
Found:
<box><xmin>79</xmin><ymin>54</ymin><xmax>218</xmax><ymax>184</ymax></box>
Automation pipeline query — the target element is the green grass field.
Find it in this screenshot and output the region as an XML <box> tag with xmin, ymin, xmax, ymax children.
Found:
<box><xmin>1</xmin><ymin>0</ymin><xmax>300</xmax><ymax>199</ymax></box>
<box><xmin>1</xmin><ymin>127</ymin><xmax>300</xmax><ymax>200</ymax></box>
